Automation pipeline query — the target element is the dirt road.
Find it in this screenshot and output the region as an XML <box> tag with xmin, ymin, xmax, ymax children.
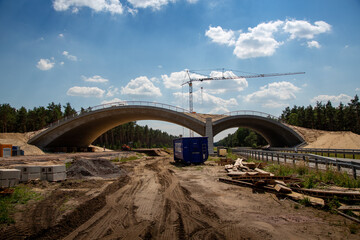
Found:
<box><xmin>1</xmin><ymin>155</ymin><xmax>359</xmax><ymax>239</ymax></box>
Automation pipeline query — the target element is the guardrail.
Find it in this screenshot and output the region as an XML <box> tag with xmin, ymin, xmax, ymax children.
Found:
<box><xmin>269</xmin><ymin>147</ymin><xmax>360</xmax><ymax>159</ymax></box>
<box><xmin>233</xmin><ymin>148</ymin><xmax>360</xmax><ymax>179</ymax></box>
<box><xmin>223</xmin><ymin>110</ymin><xmax>280</xmax><ymax>121</ymax></box>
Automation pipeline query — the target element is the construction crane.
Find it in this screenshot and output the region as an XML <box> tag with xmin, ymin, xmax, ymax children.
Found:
<box><xmin>181</xmin><ymin>70</ymin><xmax>305</xmax><ymax>113</ymax></box>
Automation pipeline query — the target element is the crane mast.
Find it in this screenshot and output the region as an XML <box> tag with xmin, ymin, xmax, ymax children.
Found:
<box><xmin>181</xmin><ymin>70</ymin><xmax>305</xmax><ymax>113</ymax></box>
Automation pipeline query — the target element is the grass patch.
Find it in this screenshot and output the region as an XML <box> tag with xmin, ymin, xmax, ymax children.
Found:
<box><xmin>265</xmin><ymin>164</ymin><xmax>295</xmax><ymax>177</ymax></box>
<box><xmin>0</xmin><ymin>185</ymin><xmax>42</xmax><ymax>224</ymax></box>
<box><xmin>65</xmin><ymin>161</ymin><xmax>72</xmax><ymax>169</ymax></box>
<box><xmin>207</xmin><ymin>157</ymin><xmax>219</xmax><ymax>162</ymax></box>
<box><xmin>111</xmin><ymin>155</ymin><xmax>140</xmax><ymax>163</ymax></box>
<box><xmin>299</xmin><ymin>197</ymin><xmax>311</xmax><ymax>207</ymax></box>
<box><xmin>264</xmin><ymin>162</ymin><xmax>360</xmax><ymax>189</ymax></box>
<box><xmin>226</xmin><ymin>152</ymin><xmax>240</xmax><ymax>161</ymax></box>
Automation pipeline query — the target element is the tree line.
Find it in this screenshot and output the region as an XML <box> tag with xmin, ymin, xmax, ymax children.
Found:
<box><xmin>216</xmin><ymin>128</ymin><xmax>267</xmax><ymax>148</ymax></box>
<box><xmin>280</xmin><ymin>95</ymin><xmax>360</xmax><ymax>134</ymax></box>
<box><xmin>0</xmin><ymin>102</ymin><xmax>177</xmax><ymax>149</ymax></box>
<box><xmin>93</xmin><ymin>122</ymin><xmax>177</xmax><ymax>149</ymax></box>
<box><xmin>0</xmin><ymin>102</ymin><xmax>77</xmax><ymax>133</ymax></box>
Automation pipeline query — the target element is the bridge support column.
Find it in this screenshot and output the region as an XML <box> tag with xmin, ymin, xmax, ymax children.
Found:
<box><xmin>205</xmin><ymin>118</ymin><xmax>214</xmax><ymax>155</ymax></box>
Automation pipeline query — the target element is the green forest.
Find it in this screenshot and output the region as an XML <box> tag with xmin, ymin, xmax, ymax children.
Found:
<box><xmin>280</xmin><ymin>95</ymin><xmax>360</xmax><ymax>134</ymax></box>
<box><xmin>93</xmin><ymin>122</ymin><xmax>177</xmax><ymax>149</ymax></box>
<box><xmin>215</xmin><ymin>128</ymin><xmax>267</xmax><ymax>148</ymax></box>
<box><xmin>0</xmin><ymin>102</ymin><xmax>177</xmax><ymax>149</ymax></box>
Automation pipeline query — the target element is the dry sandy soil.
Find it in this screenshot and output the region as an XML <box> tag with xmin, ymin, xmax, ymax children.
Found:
<box><xmin>0</xmin><ymin>153</ymin><xmax>359</xmax><ymax>240</ymax></box>
<box><xmin>0</xmin><ymin>132</ymin><xmax>45</xmax><ymax>155</ymax></box>
<box><xmin>289</xmin><ymin>125</ymin><xmax>360</xmax><ymax>149</ymax></box>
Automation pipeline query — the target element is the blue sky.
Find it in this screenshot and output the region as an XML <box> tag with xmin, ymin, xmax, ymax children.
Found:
<box><xmin>0</xmin><ymin>0</ymin><xmax>359</xmax><ymax>139</ymax></box>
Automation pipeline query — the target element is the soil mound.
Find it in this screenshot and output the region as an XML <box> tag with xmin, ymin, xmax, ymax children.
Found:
<box><xmin>67</xmin><ymin>158</ymin><xmax>126</xmax><ymax>179</ymax></box>
<box><xmin>288</xmin><ymin>125</ymin><xmax>360</xmax><ymax>149</ymax></box>
<box><xmin>0</xmin><ymin>132</ymin><xmax>45</xmax><ymax>155</ymax></box>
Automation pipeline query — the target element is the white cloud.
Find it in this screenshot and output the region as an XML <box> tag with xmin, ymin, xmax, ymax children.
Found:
<box><xmin>307</xmin><ymin>40</ymin><xmax>321</xmax><ymax>48</ymax></box>
<box><xmin>60</xmin><ymin>61</ymin><xmax>65</xmax><ymax>66</ymax></box>
<box><xmin>233</xmin><ymin>20</ymin><xmax>284</xmax><ymax>59</ymax></box>
<box><xmin>67</xmin><ymin>86</ymin><xmax>105</xmax><ymax>98</ymax></box>
<box><xmin>62</xmin><ymin>51</ymin><xmax>78</xmax><ymax>61</ymax></box>
<box><xmin>205</xmin><ymin>19</ymin><xmax>331</xmax><ymax>59</ymax></box>
<box><xmin>106</xmin><ymin>86</ymin><xmax>119</xmax><ymax>97</ymax></box>
<box><xmin>121</xmin><ymin>76</ymin><xmax>162</xmax><ymax>97</ymax></box>
<box><xmin>356</xmin><ymin>88</ymin><xmax>360</xmax><ymax>91</ymax></box>
<box><xmin>205</xmin><ymin>26</ymin><xmax>236</xmax><ymax>46</ymax></box>
<box><xmin>208</xmin><ymin>70</ymin><xmax>248</xmax><ymax>92</ymax></box>
<box><xmin>101</xmin><ymin>98</ymin><xmax>126</xmax><ymax>104</ymax></box>
<box><xmin>161</xmin><ymin>70</ymin><xmax>206</xmax><ymax>89</ymax></box>
<box><xmin>283</xmin><ymin>20</ymin><xmax>331</xmax><ymax>39</ymax></box>
<box><xmin>127</xmin><ymin>0</ymin><xmax>175</xmax><ymax>10</ymax></box>
<box><xmin>162</xmin><ymin>70</ymin><xmax>248</xmax><ymax>94</ymax></box>
<box><xmin>82</xmin><ymin>75</ymin><xmax>109</xmax><ymax>83</ymax></box>
<box><xmin>173</xmin><ymin>89</ymin><xmax>238</xmax><ymax>113</ymax></box>
<box><xmin>58</xmin><ymin>33</ymin><xmax>64</xmax><ymax>38</ymax></box>
<box><xmin>36</xmin><ymin>58</ymin><xmax>55</xmax><ymax>71</ymax></box>
<box><xmin>186</xmin><ymin>0</ymin><xmax>198</xmax><ymax>3</ymax></box>
<box><xmin>244</xmin><ymin>81</ymin><xmax>300</xmax><ymax>108</ymax></box>
<box><xmin>311</xmin><ymin>94</ymin><xmax>352</xmax><ymax>104</ymax></box>
<box><xmin>150</xmin><ymin>77</ymin><xmax>160</xmax><ymax>83</ymax></box>
<box><xmin>127</xmin><ymin>7</ymin><xmax>138</xmax><ymax>15</ymax></box>
<box><xmin>53</xmin><ymin>0</ymin><xmax>124</xmax><ymax>14</ymax></box>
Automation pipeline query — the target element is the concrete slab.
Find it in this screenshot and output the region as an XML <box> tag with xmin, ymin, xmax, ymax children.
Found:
<box><xmin>14</xmin><ymin>165</ymin><xmax>41</xmax><ymax>174</ymax></box>
<box><xmin>0</xmin><ymin>179</ymin><xmax>9</xmax><ymax>188</ymax></box>
<box><xmin>0</xmin><ymin>169</ymin><xmax>21</xmax><ymax>180</ymax></box>
<box><xmin>19</xmin><ymin>173</ymin><xmax>42</xmax><ymax>182</ymax></box>
<box><xmin>45</xmin><ymin>172</ymin><xmax>66</xmax><ymax>182</ymax></box>
<box><xmin>41</xmin><ymin>165</ymin><xmax>66</xmax><ymax>173</ymax></box>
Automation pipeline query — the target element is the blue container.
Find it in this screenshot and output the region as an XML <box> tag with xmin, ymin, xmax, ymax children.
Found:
<box><xmin>173</xmin><ymin>137</ymin><xmax>208</xmax><ymax>164</ymax></box>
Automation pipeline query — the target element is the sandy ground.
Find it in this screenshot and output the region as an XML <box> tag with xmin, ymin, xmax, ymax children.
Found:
<box><xmin>0</xmin><ymin>153</ymin><xmax>358</xmax><ymax>239</ymax></box>
<box><xmin>289</xmin><ymin>125</ymin><xmax>360</xmax><ymax>149</ymax></box>
<box><xmin>0</xmin><ymin>132</ymin><xmax>45</xmax><ymax>155</ymax></box>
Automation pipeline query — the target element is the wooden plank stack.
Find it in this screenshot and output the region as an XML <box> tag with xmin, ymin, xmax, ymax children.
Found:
<box><xmin>222</xmin><ymin>158</ymin><xmax>324</xmax><ymax>206</ymax></box>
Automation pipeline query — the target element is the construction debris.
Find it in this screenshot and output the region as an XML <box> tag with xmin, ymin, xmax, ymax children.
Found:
<box><xmin>220</xmin><ymin>157</ymin><xmax>360</xmax><ymax>218</ymax></box>
<box><xmin>220</xmin><ymin>158</ymin><xmax>325</xmax><ymax>206</ymax></box>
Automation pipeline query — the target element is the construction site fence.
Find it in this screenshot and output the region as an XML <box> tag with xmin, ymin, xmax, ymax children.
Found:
<box><xmin>269</xmin><ymin>147</ymin><xmax>360</xmax><ymax>159</ymax></box>
<box><xmin>232</xmin><ymin>148</ymin><xmax>360</xmax><ymax>179</ymax></box>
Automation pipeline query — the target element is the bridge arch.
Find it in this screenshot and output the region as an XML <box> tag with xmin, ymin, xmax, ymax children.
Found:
<box><xmin>29</xmin><ymin>103</ymin><xmax>206</xmax><ymax>148</ymax></box>
<box><xmin>213</xmin><ymin>113</ymin><xmax>304</xmax><ymax>147</ymax></box>
<box><xmin>29</xmin><ymin>102</ymin><xmax>305</xmax><ymax>150</ymax></box>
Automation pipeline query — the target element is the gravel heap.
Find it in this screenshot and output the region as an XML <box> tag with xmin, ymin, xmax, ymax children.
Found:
<box><xmin>67</xmin><ymin>157</ymin><xmax>126</xmax><ymax>179</ymax></box>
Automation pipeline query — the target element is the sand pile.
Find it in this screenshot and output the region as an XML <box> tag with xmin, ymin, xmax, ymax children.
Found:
<box><xmin>67</xmin><ymin>158</ymin><xmax>126</xmax><ymax>179</ymax></box>
<box><xmin>0</xmin><ymin>132</ymin><xmax>45</xmax><ymax>155</ymax></box>
<box><xmin>288</xmin><ymin>125</ymin><xmax>360</xmax><ymax>149</ymax></box>
<box><xmin>304</xmin><ymin>131</ymin><xmax>360</xmax><ymax>149</ymax></box>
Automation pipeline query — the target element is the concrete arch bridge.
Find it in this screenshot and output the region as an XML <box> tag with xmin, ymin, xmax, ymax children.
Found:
<box><xmin>28</xmin><ymin>101</ymin><xmax>305</xmax><ymax>153</ymax></box>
